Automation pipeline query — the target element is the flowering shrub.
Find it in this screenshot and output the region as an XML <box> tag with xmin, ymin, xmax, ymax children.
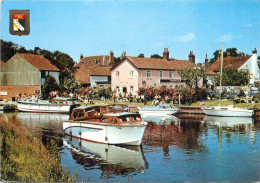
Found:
<box><xmin>138</xmin><ymin>87</ymin><xmax>207</xmax><ymax>104</ymax></box>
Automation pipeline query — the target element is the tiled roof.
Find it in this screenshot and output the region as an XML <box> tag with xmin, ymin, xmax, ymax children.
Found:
<box><xmin>75</xmin><ymin>64</ymin><xmax>112</xmax><ymax>84</ymax></box>
<box><xmin>0</xmin><ymin>60</ymin><xmax>5</xmax><ymax>67</ymax></box>
<box><xmin>171</xmin><ymin>59</ymin><xmax>194</xmax><ymax>70</ymax></box>
<box><xmin>127</xmin><ymin>56</ymin><xmax>174</xmax><ymax>70</ymax></box>
<box><xmin>17</xmin><ymin>53</ymin><xmax>60</xmax><ymax>71</ymax></box>
<box><xmin>74</xmin><ymin>55</ymin><xmax>109</xmax><ymax>68</ymax></box>
<box><xmin>208</xmin><ymin>55</ymin><xmax>251</xmax><ymax>72</ymax></box>
<box><xmin>112</xmin><ymin>56</ymin><xmax>193</xmax><ymax>71</ymax></box>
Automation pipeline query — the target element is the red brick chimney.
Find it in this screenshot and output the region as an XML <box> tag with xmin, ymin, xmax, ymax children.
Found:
<box><xmin>109</xmin><ymin>51</ymin><xmax>115</xmax><ymax>66</ymax></box>
<box><xmin>205</xmin><ymin>54</ymin><xmax>209</xmax><ymax>67</ymax></box>
<box><xmin>80</xmin><ymin>54</ymin><xmax>84</xmax><ymax>60</ymax></box>
<box><xmin>189</xmin><ymin>51</ymin><xmax>195</xmax><ymax>63</ymax></box>
<box><xmin>163</xmin><ymin>48</ymin><xmax>170</xmax><ymax>61</ymax></box>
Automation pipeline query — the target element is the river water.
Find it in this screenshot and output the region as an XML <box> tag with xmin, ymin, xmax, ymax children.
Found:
<box><xmin>1</xmin><ymin>111</ymin><xmax>260</xmax><ymax>182</ymax></box>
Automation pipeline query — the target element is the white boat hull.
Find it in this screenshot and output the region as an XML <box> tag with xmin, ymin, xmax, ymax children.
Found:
<box><xmin>202</xmin><ymin>107</ymin><xmax>253</xmax><ymax>117</ymax></box>
<box><xmin>63</xmin><ymin>121</ymin><xmax>146</xmax><ymax>145</ymax></box>
<box><xmin>17</xmin><ymin>103</ymin><xmax>72</xmax><ymax>113</ymax></box>
<box><xmin>138</xmin><ymin>108</ymin><xmax>180</xmax><ymax>116</ymax></box>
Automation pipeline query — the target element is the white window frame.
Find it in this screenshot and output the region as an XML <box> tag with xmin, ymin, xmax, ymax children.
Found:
<box><xmin>169</xmin><ymin>71</ymin><xmax>173</xmax><ymax>78</ymax></box>
<box><xmin>116</xmin><ymin>71</ymin><xmax>120</xmax><ymax>78</ymax></box>
<box><xmin>147</xmin><ymin>70</ymin><xmax>152</xmax><ymax>78</ymax></box>
<box><xmin>160</xmin><ymin>70</ymin><xmax>163</xmax><ymax>78</ymax></box>
<box><xmin>129</xmin><ymin>70</ymin><xmax>134</xmax><ymax>78</ymax></box>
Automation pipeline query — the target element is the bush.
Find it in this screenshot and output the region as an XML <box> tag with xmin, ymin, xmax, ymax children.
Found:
<box><xmin>41</xmin><ymin>76</ymin><xmax>60</xmax><ymax>99</ymax></box>
<box><xmin>97</xmin><ymin>87</ymin><xmax>112</xmax><ymax>99</ymax></box>
<box><xmin>237</xmin><ymin>90</ymin><xmax>246</xmax><ymax>98</ymax></box>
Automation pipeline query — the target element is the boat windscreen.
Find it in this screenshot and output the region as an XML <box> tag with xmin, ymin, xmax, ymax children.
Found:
<box><xmin>118</xmin><ymin>114</ymin><xmax>141</xmax><ymax>122</ymax></box>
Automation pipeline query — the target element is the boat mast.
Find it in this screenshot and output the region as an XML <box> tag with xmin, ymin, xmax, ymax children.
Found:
<box><xmin>219</xmin><ymin>43</ymin><xmax>224</xmax><ymax>106</ymax></box>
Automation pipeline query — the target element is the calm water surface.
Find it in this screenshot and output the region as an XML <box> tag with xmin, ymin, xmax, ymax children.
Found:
<box><xmin>1</xmin><ymin>111</ymin><xmax>260</xmax><ymax>182</ymax></box>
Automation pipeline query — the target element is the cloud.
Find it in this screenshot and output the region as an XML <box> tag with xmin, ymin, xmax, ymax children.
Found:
<box><xmin>216</xmin><ymin>34</ymin><xmax>234</xmax><ymax>42</ymax></box>
<box><xmin>173</xmin><ymin>32</ymin><xmax>196</xmax><ymax>42</ymax></box>
<box><xmin>245</xmin><ymin>24</ymin><xmax>252</xmax><ymax>28</ymax></box>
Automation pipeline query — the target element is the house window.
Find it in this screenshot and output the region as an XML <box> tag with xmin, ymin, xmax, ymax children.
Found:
<box><xmin>169</xmin><ymin>71</ymin><xmax>173</xmax><ymax>78</ymax></box>
<box><xmin>160</xmin><ymin>70</ymin><xmax>163</xmax><ymax>78</ymax></box>
<box><xmin>129</xmin><ymin>70</ymin><xmax>134</xmax><ymax>78</ymax></box>
<box><xmin>116</xmin><ymin>71</ymin><xmax>120</xmax><ymax>78</ymax></box>
<box><xmin>81</xmin><ymin>61</ymin><xmax>84</xmax><ymax>64</ymax></box>
<box><xmin>147</xmin><ymin>70</ymin><xmax>152</xmax><ymax>78</ymax></box>
<box><xmin>88</xmin><ymin>61</ymin><xmax>92</xmax><ymax>64</ymax></box>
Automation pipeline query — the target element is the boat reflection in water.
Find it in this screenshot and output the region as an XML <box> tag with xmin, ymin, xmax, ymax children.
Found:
<box><xmin>203</xmin><ymin>115</ymin><xmax>253</xmax><ymax>128</ymax></box>
<box><xmin>142</xmin><ymin>114</ymin><xmax>180</xmax><ymax>125</ymax></box>
<box><xmin>63</xmin><ymin>135</ymin><xmax>148</xmax><ymax>178</ymax></box>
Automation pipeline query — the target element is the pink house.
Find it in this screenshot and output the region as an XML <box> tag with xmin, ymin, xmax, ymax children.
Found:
<box><xmin>110</xmin><ymin>48</ymin><xmax>195</xmax><ymax>95</ymax></box>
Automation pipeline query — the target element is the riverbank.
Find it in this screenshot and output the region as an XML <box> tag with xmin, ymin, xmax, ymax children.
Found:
<box><xmin>0</xmin><ymin>120</ymin><xmax>77</xmax><ymax>182</ymax></box>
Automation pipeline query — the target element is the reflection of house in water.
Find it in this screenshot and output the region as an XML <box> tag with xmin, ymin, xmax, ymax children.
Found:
<box><xmin>63</xmin><ymin>135</ymin><xmax>148</xmax><ymax>179</ymax></box>
<box><xmin>142</xmin><ymin>120</ymin><xmax>207</xmax><ymax>156</ymax></box>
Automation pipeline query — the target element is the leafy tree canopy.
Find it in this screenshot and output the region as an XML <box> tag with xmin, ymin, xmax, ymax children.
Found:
<box><xmin>212</xmin><ymin>68</ymin><xmax>251</xmax><ymax>86</ymax></box>
<box><xmin>150</xmin><ymin>54</ymin><xmax>162</xmax><ymax>59</ymax></box>
<box><xmin>209</xmin><ymin>48</ymin><xmax>245</xmax><ymax>65</ymax></box>
<box><xmin>138</xmin><ymin>53</ymin><xmax>145</xmax><ymax>58</ymax></box>
<box><xmin>41</xmin><ymin>76</ymin><xmax>60</xmax><ymax>99</ymax></box>
<box><xmin>1</xmin><ymin>39</ymin><xmax>75</xmax><ymax>72</ymax></box>
<box><xmin>178</xmin><ymin>65</ymin><xmax>206</xmax><ymax>89</ymax></box>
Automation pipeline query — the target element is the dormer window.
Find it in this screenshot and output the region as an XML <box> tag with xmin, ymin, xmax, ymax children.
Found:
<box><xmin>80</xmin><ymin>61</ymin><xmax>84</xmax><ymax>64</ymax></box>
<box><xmin>88</xmin><ymin>61</ymin><xmax>92</xmax><ymax>64</ymax></box>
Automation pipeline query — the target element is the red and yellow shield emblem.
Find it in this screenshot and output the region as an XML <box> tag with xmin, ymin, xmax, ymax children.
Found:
<box><xmin>9</xmin><ymin>10</ymin><xmax>30</xmax><ymax>36</ymax></box>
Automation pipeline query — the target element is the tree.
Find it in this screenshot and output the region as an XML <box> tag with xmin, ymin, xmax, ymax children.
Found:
<box><xmin>0</xmin><ymin>39</ymin><xmax>18</xmax><ymax>62</ymax></box>
<box><xmin>209</xmin><ymin>48</ymin><xmax>245</xmax><ymax>65</ymax></box>
<box><xmin>60</xmin><ymin>72</ymin><xmax>81</xmax><ymax>94</ymax></box>
<box><xmin>138</xmin><ymin>53</ymin><xmax>145</xmax><ymax>58</ymax></box>
<box><xmin>41</xmin><ymin>76</ymin><xmax>60</xmax><ymax>99</ymax></box>
<box><xmin>178</xmin><ymin>65</ymin><xmax>206</xmax><ymax>91</ymax></box>
<box><xmin>212</xmin><ymin>68</ymin><xmax>251</xmax><ymax>86</ymax></box>
<box><xmin>53</xmin><ymin>51</ymin><xmax>75</xmax><ymax>71</ymax></box>
<box><xmin>150</xmin><ymin>54</ymin><xmax>162</xmax><ymax>59</ymax></box>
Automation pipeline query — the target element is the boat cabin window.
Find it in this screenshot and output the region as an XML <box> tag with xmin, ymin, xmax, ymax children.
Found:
<box><xmin>110</xmin><ymin>118</ymin><xmax>117</xmax><ymax>124</ymax></box>
<box><xmin>60</xmin><ymin>100</ymin><xmax>67</xmax><ymax>105</ymax></box>
<box><xmin>53</xmin><ymin>100</ymin><xmax>59</xmax><ymax>104</ymax></box>
<box><xmin>101</xmin><ymin>118</ymin><xmax>109</xmax><ymax>122</ymax></box>
<box><xmin>84</xmin><ymin>107</ymin><xmax>94</xmax><ymax>112</ymax></box>
<box><xmin>118</xmin><ymin>114</ymin><xmax>141</xmax><ymax>122</ymax></box>
<box><xmin>114</xmin><ymin>105</ymin><xmax>123</xmax><ymax>110</ymax></box>
<box><xmin>118</xmin><ymin>116</ymin><xmax>131</xmax><ymax>122</ymax></box>
<box><xmin>133</xmin><ymin>115</ymin><xmax>141</xmax><ymax>121</ymax></box>
<box><xmin>78</xmin><ymin>110</ymin><xmax>84</xmax><ymax>118</ymax></box>
<box><xmin>73</xmin><ymin>110</ymin><xmax>84</xmax><ymax>119</ymax></box>
<box><xmin>73</xmin><ymin>110</ymin><xmax>80</xmax><ymax>119</ymax></box>
<box><xmin>101</xmin><ymin>106</ymin><xmax>108</xmax><ymax>112</ymax></box>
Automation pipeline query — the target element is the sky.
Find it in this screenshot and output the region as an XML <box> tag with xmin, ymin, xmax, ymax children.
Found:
<box><xmin>1</xmin><ymin>0</ymin><xmax>259</xmax><ymax>64</ymax></box>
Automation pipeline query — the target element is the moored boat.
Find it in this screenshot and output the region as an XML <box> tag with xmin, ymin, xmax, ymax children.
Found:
<box><xmin>138</xmin><ymin>104</ymin><xmax>180</xmax><ymax>116</ymax></box>
<box><xmin>63</xmin><ymin>107</ymin><xmax>147</xmax><ymax>145</ymax></box>
<box><xmin>17</xmin><ymin>97</ymin><xmax>80</xmax><ymax>113</ymax></box>
<box><xmin>202</xmin><ymin>106</ymin><xmax>254</xmax><ymax>117</ymax></box>
<box><xmin>201</xmin><ymin>44</ymin><xmax>254</xmax><ymax>118</ymax></box>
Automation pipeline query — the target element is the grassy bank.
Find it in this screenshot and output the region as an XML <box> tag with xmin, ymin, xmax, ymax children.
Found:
<box><xmin>0</xmin><ymin>123</ymin><xmax>77</xmax><ymax>182</ymax></box>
